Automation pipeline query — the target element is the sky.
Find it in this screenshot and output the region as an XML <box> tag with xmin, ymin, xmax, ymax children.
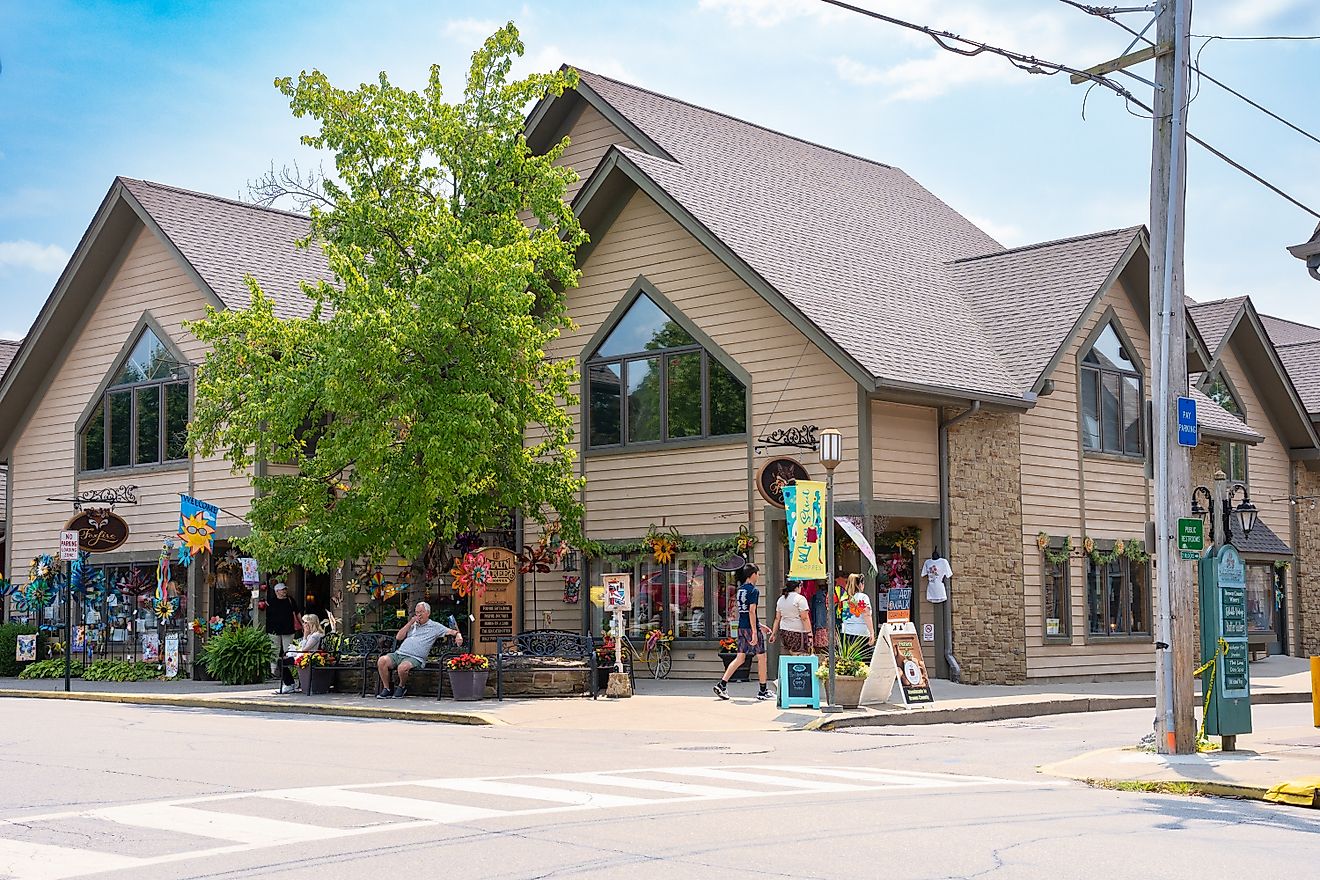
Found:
<box><xmin>1</xmin><ymin>0</ymin><xmax>1318</xmax><ymax>342</ymax></box>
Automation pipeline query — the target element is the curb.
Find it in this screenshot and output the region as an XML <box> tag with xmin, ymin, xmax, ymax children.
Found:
<box><xmin>0</xmin><ymin>688</ymin><xmax>502</xmax><ymax>726</ymax></box>
<box><xmin>810</xmin><ymin>690</ymin><xmax>1313</xmax><ymax>731</ymax></box>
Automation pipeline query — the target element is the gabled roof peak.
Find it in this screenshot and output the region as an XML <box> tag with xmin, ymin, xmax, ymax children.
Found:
<box><xmin>951</xmin><ymin>225</ymin><xmax>1143</xmax><ymax>265</ymax></box>
<box><xmin>117</xmin><ymin>176</ymin><xmax>311</xmax><ymax>222</ymax></box>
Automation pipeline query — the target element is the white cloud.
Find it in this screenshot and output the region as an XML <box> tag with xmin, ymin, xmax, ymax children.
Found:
<box><xmin>444</xmin><ymin>17</ymin><xmax>502</xmax><ymax>44</ymax></box>
<box><xmin>0</xmin><ymin>240</ymin><xmax>69</xmax><ymax>274</ymax></box>
<box><xmin>1204</xmin><ymin>0</ymin><xmax>1314</xmax><ymax>32</ymax></box>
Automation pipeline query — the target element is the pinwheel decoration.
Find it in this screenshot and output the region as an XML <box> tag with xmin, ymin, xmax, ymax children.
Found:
<box><xmin>451</xmin><ymin>551</ymin><xmax>491</xmax><ymax>599</ymax></box>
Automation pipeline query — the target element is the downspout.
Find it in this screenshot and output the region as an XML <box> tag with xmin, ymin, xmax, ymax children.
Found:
<box><xmin>938</xmin><ymin>401</ymin><xmax>980</xmax><ymax>683</ymax></box>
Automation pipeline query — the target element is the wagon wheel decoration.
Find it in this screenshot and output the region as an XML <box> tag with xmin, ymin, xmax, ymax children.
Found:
<box><xmin>451</xmin><ymin>551</ymin><xmax>492</xmax><ymax>599</ymax></box>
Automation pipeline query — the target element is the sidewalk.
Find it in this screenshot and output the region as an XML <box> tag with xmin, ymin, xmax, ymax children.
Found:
<box><xmin>0</xmin><ymin>654</ymin><xmax>1312</xmax><ymax>734</ymax></box>
<box><xmin>1041</xmin><ymin>718</ymin><xmax>1320</xmax><ymax>808</ymax></box>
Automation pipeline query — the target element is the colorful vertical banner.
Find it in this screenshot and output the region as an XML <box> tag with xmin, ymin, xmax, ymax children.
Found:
<box><xmin>782</xmin><ymin>485</ymin><xmax>799</xmax><ymax>571</ymax></box>
<box><xmin>789</xmin><ymin>480</ymin><xmax>826</xmax><ymax>580</ymax></box>
<box><xmin>164</xmin><ymin>634</ymin><xmax>180</xmax><ymax>678</ymax></box>
<box><xmin>177</xmin><ymin>495</ymin><xmax>218</xmax><ymax>563</ymax></box>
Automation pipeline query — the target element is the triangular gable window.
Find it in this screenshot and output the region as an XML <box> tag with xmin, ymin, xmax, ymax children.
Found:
<box><xmin>80</xmin><ymin>326</ymin><xmax>191</xmax><ymax>471</ymax></box>
<box><xmin>1080</xmin><ymin>321</ymin><xmax>1143</xmax><ymax>457</ymax></box>
<box><xmin>587</xmin><ymin>293</ymin><xmax>745</xmax><ymax>447</ymax></box>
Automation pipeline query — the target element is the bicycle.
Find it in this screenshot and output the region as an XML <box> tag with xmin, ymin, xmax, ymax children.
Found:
<box><xmin>623</xmin><ymin>630</ymin><xmax>673</xmax><ymax>679</ymax></box>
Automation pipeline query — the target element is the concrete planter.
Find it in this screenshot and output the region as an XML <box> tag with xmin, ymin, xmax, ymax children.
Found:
<box><xmin>833</xmin><ymin>674</ymin><xmax>866</xmax><ymax>709</ymax></box>
<box><xmin>448</xmin><ymin>669</ymin><xmax>489</xmax><ymax>701</ymax></box>
<box><xmin>298</xmin><ymin>666</ymin><xmax>332</xmax><ymax>695</ymax></box>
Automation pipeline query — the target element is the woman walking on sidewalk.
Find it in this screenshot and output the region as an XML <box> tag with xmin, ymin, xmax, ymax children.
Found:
<box><xmin>772</xmin><ymin>581</ymin><xmax>812</xmax><ymax>656</ymax></box>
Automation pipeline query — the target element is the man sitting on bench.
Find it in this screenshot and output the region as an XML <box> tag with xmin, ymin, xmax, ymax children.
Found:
<box><xmin>376</xmin><ymin>602</ymin><xmax>462</xmax><ymax>699</ymax></box>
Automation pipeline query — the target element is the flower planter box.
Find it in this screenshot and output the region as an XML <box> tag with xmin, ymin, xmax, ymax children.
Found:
<box><xmin>718</xmin><ymin>652</ymin><xmax>752</xmax><ymax>683</ymax></box>
<box><xmin>448</xmin><ymin>669</ymin><xmax>489</xmax><ymax>701</ymax></box>
<box><xmin>832</xmin><ymin>674</ymin><xmax>866</xmax><ymax>709</ymax></box>
<box><xmin>298</xmin><ymin>666</ymin><xmax>332</xmax><ymax>695</ymax></box>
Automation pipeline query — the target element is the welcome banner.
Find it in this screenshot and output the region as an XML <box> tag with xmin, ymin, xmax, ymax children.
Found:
<box><xmin>789</xmin><ymin>480</ymin><xmax>826</xmax><ymax>580</ymax></box>
<box><xmin>178</xmin><ymin>494</ymin><xmax>218</xmax><ymax>560</ymax></box>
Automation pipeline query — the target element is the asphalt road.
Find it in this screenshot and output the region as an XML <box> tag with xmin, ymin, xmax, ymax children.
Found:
<box><xmin>0</xmin><ymin>698</ymin><xmax>1317</xmax><ymax>879</ymax></box>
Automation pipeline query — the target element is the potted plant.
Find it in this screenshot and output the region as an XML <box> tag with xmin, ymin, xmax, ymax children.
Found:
<box><xmin>717</xmin><ymin>636</ymin><xmax>752</xmax><ymax>683</ymax></box>
<box><xmin>815</xmin><ymin>635</ymin><xmax>870</xmax><ymax>708</ymax></box>
<box><xmin>294</xmin><ymin>651</ymin><xmax>333</xmax><ymax>694</ymax></box>
<box><xmin>445</xmin><ymin>653</ymin><xmax>490</xmax><ymax>701</ymax></box>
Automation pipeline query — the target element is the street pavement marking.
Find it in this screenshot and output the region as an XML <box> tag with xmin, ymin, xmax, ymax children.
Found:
<box><xmin>0</xmin><ymin>764</ymin><xmax>1037</xmax><ymax>880</ymax></box>
<box><xmin>0</xmin><ymin>837</ymin><xmax>143</xmax><ymax>880</ymax></box>
<box><xmin>412</xmin><ymin>778</ymin><xmax>653</xmax><ymax>807</ymax></box>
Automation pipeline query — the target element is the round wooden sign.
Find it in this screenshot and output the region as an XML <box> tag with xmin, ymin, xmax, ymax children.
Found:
<box><xmin>756</xmin><ymin>457</ymin><xmax>810</xmax><ymax>508</ymax></box>
<box><xmin>64</xmin><ymin>508</ymin><xmax>130</xmax><ymax>553</ymax></box>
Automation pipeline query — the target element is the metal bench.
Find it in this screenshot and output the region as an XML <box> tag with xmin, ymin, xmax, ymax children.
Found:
<box><xmin>321</xmin><ymin>631</ymin><xmax>394</xmax><ymax>697</ymax></box>
<box><xmin>494</xmin><ymin>630</ymin><xmax>598</xmax><ymax>700</ymax></box>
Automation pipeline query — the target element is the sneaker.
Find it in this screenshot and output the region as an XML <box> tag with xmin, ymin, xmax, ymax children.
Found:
<box><xmin>392</xmin><ymin>685</ymin><xmax>408</xmax><ymax>699</ymax></box>
<box><xmin>376</xmin><ymin>688</ymin><xmax>393</xmax><ymax>699</ymax></box>
<box><xmin>713</xmin><ymin>681</ymin><xmax>730</xmax><ymax>700</ymax></box>
<box><xmin>277</xmin><ymin>683</ymin><xmax>296</xmax><ymax>694</ymax></box>
<box><xmin>756</xmin><ymin>687</ymin><xmax>773</xmax><ymax>701</ymax></box>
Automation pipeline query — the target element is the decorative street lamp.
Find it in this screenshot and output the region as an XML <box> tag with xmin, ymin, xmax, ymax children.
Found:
<box><xmin>1190</xmin><ymin>470</ymin><xmax>1257</xmax><ymax>546</ymax></box>
<box><xmin>818</xmin><ymin>428</ymin><xmax>844</xmax><ymax>712</ymax></box>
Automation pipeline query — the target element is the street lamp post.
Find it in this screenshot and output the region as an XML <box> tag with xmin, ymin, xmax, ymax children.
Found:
<box><xmin>818</xmin><ymin>428</ymin><xmax>843</xmax><ymax>712</ymax></box>
<box><xmin>1191</xmin><ymin>470</ymin><xmax>1258</xmax><ymax>547</ymax></box>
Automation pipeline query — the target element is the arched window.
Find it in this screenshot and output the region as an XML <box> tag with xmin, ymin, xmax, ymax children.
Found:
<box><xmin>80</xmin><ymin>327</ymin><xmax>190</xmax><ymax>471</ymax></box>
<box><xmin>586</xmin><ymin>293</ymin><xmax>746</xmax><ymax>448</ymax></box>
<box><xmin>1204</xmin><ymin>372</ymin><xmax>1248</xmax><ymax>482</ymax></box>
<box><xmin>1080</xmin><ymin>323</ymin><xmax>1143</xmax><ymax>457</ymax></box>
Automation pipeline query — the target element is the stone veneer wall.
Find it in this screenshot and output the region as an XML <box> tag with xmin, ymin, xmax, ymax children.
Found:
<box><xmin>1294</xmin><ymin>465</ymin><xmax>1320</xmax><ymax>656</ymax></box>
<box><xmin>946</xmin><ymin>409</ymin><xmax>1026</xmax><ymax>684</ymax></box>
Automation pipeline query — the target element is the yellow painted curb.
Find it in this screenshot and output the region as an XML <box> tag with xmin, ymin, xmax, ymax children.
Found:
<box><xmin>1265</xmin><ymin>777</ymin><xmax>1320</xmax><ymax>807</ymax></box>
<box><xmin>0</xmin><ymin>688</ymin><xmax>502</xmax><ymax>726</ymax></box>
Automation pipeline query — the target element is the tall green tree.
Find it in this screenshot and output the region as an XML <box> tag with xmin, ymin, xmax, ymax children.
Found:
<box><xmin>187</xmin><ymin>25</ymin><xmax>586</xmax><ymax>572</ymax></box>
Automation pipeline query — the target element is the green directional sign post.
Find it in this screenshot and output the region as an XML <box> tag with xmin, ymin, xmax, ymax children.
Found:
<box><xmin>1199</xmin><ymin>543</ymin><xmax>1252</xmax><ymax>745</ymax></box>
<box><xmin>1177</xmin><ymin>517</ymin><xmax>1204</xmax><ymax>560</ymax></box>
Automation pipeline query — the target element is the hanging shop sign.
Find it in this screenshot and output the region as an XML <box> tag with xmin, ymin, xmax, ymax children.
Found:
<box><xmin>788</xmin><ymin>480</ymin><xmax>827</xmax><ymax>580</ymax></box>
<box><xmin>64</xmin><ymin>510</ymin><xmax>129</xmax><ymax>554</ymax></box>
<box><xmin>756</xmin><ymin>457</ymin><xmax>810</xmax><ymax>508</ymax></box>
<box><xmin>471</xmin><ymin>546</ymin><xmax>519</xmax><ymax>651</ymax></box>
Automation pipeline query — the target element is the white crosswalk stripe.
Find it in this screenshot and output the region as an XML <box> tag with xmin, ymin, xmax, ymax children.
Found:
<box><xmin>0</xmin><ymin>764</ymin><xmax>1046</xmax><ymax>879</ymax></box>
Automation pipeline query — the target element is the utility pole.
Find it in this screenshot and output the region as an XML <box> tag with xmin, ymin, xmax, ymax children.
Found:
<box><xmin>1149</xmin><ymin>0</ymin><xmax>1197</xmax><ymax>755</ymax></box>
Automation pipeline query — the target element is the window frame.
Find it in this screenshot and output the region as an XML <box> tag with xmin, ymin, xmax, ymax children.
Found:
<box><xmin>1041</xmin><ymin>549</ymin><xmax>1072</xmax><ymax>644</ymax></box>
<box><xmin>1079</xmin><ymin>322</ymin><xmax>1145</xmax><ymax>459</ymax></box>
<box><xmin>1085</xmin><ymin>554</ymin><xmax>1151</xmax><ymax>640</ymax></box>
<box><xmin>78</xmin><ymin>323</ymin><xmax>191</xmax><ymax>474</ymax></box>
<box><xmin>583</xmin><ymin>283</ymin><xmax>748</xmax><ymax>452</ymax></box>
<box><xmin>588</xmin><ymin>554</ymin><xmax>738</xmax><ymax>643</ymax></box>
<box><xmin>1204</xmin><ymin>371</ymin><xmax>1249</xmax><ymax>485</ymax></box>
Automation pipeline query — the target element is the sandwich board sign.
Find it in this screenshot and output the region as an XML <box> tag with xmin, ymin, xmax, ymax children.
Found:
<box><xmin>778</xmin><ymin>653</ymin><xmax>820</xmax><ymax>710</ymax></box>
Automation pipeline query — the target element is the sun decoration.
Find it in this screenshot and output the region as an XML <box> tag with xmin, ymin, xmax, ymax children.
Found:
<box><xmin>177</xmin><ymin>510</ymin><xmax>216</xmax><ymax>563</ymax></box>
<box><xmin>645</xmin><ymin>525</ymin><xmax>680</xmax><ymax>565</ymax></box>
<box><xmin>735</xmin><ymin>525</ymin><xmax>757</xmax><ymax>555</ymax></box>
<box><xmin>451</xmin><ymin>551</ymin><xmax>492</xmax><ymax>599</ymax></box>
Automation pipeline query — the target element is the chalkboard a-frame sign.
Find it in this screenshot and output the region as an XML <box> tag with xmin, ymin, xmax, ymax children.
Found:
<box><xmin>778</xmin><ymin>654</ymin><xmax>820</xmax><ymax>709</ymax></box>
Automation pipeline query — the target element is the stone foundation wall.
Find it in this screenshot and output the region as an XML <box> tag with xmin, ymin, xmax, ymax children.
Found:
<box><xmin>946</xmin><ymin>409</ymin><xmax>1026</xmax><ymax>684</ymax></box>
<box><xmin>1294</xmin><ymin>465</ymin><xmax>1320</xmax><ymax>656</ymax></box>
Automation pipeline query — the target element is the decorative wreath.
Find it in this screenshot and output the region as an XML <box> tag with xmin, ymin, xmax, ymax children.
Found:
<box><xmin>451</xmin><ymin>551</ymin><xmax>492</xmax><ymax>599</ymax></box>
<box><xmin>645</xmin><ymin>525</ymin><xmax>681</xmax><ymax>565</ymax></box>
<box><xmin>735</xmin><ymin>525</ymin><xmax>757</xmax><ymax>555</ymax></box>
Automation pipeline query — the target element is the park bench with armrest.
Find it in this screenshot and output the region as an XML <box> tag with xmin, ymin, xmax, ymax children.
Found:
<box><xmin>494</xmin><ymin>630</ymin><xmax>598</xmax><ymax>700</ymax></box>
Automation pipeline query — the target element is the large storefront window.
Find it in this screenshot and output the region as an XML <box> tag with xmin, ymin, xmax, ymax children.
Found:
<box><xmin>590</xmin><ymin>554</ymin><xmax>737</xmax><ymax>640</ymax></box>
<box><xmin>1087</xmin><ymin>557</ymin><xmax>1149</xmax><ymax>637</ymax></box>
<box><xmin>1245</xmin><ymin>563</ymin><xmax>1277</xmax><ymax>635</ymax></box>
<box><xmin>585</xmin><ymin>292</ymin><xmax>746</xmax><ymax>448</ymax></box>
<box><xmin>80</xmin><ymin>327</ymin><xmax>190</xmax><ymax>472</ymax></box>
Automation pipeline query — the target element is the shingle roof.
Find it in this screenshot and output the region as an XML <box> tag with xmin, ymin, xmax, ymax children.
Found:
<box><xmin>949</xmin><ymin>227</ymin><xmax>1142</xmax><ymax>390</ymax></box>
<box><xmin>1261</xmin><ymin>314</ymin><xmax>1320</xmax><ymax>348</ymax></box>
<box><xmin>1190</xmin><ymin>387</ymin><xmax>1263</xmax><ymax>443</ymax></box>
<box><xmin>1277</xmin><ymin>341</ymin><xmax>1320</xmax><ymax>415</ymax></box>
<box><xmin>0</xmin><ymin>339</ymin><xmax>20</xmax><ymax>382</ymax></box>
<box><xmin>575</xmin><ymin>70</ymin><xmax>1146</xmax><ymax>400</ymax></box>
<box><xmin>1187</xmin><ymin>297</ymin><xmax>1246</xmax><ymax>354</ymax></box>
<box><xmin>1227</xmin><ymin>516</ymin><xmax>1291</xmax><ymax>556</ymax></box>
<box><xmin>119</xmin><ymin>178</ymin><xmax>331</xmax><ymax>320</ymax></box>
<box><xmin>578</xmin><ymin>71</ymin><xmax>1031</xmax><ymax>398</ymax></box>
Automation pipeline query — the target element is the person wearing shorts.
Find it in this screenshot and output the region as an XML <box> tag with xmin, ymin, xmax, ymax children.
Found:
<box><xmin>714</xmin><ymin>563</ymin><xmax>772</xmax><ymax>701</ymax></box>
<box><xmin>772</xmin><ymin>582</ymin><xmax>812</xmax><ymax>656</ymax></box>
<box><xmin>376</xmin><ymin>602</ymin><xmax>461</xmax><ymax>698</ymax></box>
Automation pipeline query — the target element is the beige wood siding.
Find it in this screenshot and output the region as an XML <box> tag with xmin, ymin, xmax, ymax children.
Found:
<box><xmin>8</xmin><ymin>226</ymin><xmax>253</xmax><ymax>577</ymax></box>
<box><xmin>871</xmin><ymin>401</ymin><xmax>939</xmax><ymax>503</ymax></box>
<box><xmin>559</xmin><ymin>102</ymin><xmax>639</xmax><ymax>203</ymax></box>
<box><xmin>1215</xmin><ymin>346</ymin><xmax>1291</xmax><ymax>539</ymax></box>
<box><xmin>1019</xmin><ymin>280</ymin><xmax>1155</xmax><ymax>678</ymax></box>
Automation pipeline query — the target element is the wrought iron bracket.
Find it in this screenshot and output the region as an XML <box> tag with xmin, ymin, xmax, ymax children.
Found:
<box><xmin>755</xmin><ymin>424</ymin><xmax>819</xmax><ymax>454</ymax></box>
<box><xmin>46</xmin><ymin>485</ymin><xmax>139</xmax><ymax>510</ymax></box>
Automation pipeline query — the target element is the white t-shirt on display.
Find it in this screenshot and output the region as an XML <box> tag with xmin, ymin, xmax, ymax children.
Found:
<box><xmin>841</xmin><ymin>591</ymin><xmax>872</xmax><ymax>637</ymax></box>
<box><xmin>922</xmin><ymin>557</ymin><xmax>953</xmax><ymax>603</ymax></box>
<box><xmin>776</xmin><ymin>592</ymin><xmax>810</xmax><ymax>632</ymax></box>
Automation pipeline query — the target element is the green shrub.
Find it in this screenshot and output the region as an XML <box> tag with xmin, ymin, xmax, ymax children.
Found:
<box><xmin>83</xmin><ymin>660</ymin><xmax>163</xmax><ymax>682</ymax></box>
<box><xmin>18</xmin><ymin>657</ymin><xmax>82</xmax><ymax>679</ymax></box>
<box><xmin>202</xmin><ymin>626</ymin><xmax>274</xmax><ymax>685</ymax></box>
<box><xmin>0</xmin><ymin>623</ymin><xmax>40</xmax><ymax>676</ymax></box>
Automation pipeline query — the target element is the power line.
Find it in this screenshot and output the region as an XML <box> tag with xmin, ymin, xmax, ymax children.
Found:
<box><xmin>1060</xmin><ymin>2</ymin><xmax>1320</xmax><ymax>147</ymax></box>
<box><xmin>1189</xmin><ymin>34</ymin><xmax>1320</xmax><ymax>41</ymax></box>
